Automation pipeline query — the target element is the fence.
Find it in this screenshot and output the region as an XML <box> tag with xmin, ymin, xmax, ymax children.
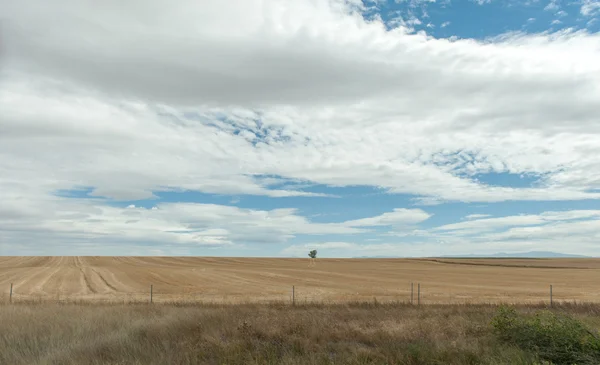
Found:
<box><xmin>2</xmin><ymin>282</ymin><xmax>563</xmax><ymax>306</ymax></box>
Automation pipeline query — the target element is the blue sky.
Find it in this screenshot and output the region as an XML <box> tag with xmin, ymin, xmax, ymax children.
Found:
<box><xmin>1</xmin><ymin>0</ymin><xmax>599</xmax><ymax>257</ymax></box>
<box><xmin>365</xmin><ymin>0</ymin><xmax>599</xmax><ymax>37</ymax></box>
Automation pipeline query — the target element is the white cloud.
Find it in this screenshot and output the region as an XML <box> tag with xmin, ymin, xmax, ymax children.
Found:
<box><xmin>0</xmin><ymin>193</ymin><xmax>373</xmax><ymax>254</ymax></box>
<box><xmin>2</xmin><ymin>0</ymin><xmax>600</xmax><ymax>204</ymax></box>
<box><xmin>581</xmin><ymin>0</ymin><xmax>600</xmax><ymax>16</ymax></box>
<box><xmin>441</xmin><ymin>21</ymin><xmax>451</xmax><ymax>28</ymax></box>
<box><xmin>288</xmin><ymin>241</ymin><xmax>357</xmax><ymax>252</ymax></box>
<box><xmin>544</xmin><ymin>0</ymin><xmax>560</xmax><ymax>11</ymax></box>
<box><xmin>539</xmin><ymin>210</ymin><xmax>600</xmax><ymax>221</ymax></box>
<box><xmin>343</xmin><ymin>208</ymin><xmax>432</xmax><ymax>227</ymax></box>
<box><xmin>455</xmin><ymin>212</ymin><xmax>600</xmax><ymax>256</ymax></box>
<box><xmin>424</xmin><ymin>210</ymin><xmax>600</xmax><ymax>256</ymax></box>
<box><xmin>357</xmin><ymin>210</ymin><xmax>600</xmax><ymax>257</ymax></box>
<box><xmin>480</xmin><ymin>219</ymin><xmax>599</xmax><ymax>241</ymax></box>
<box><xmin>1</xmin><ymin>0</ymin><xmax>600</xmax><ymax>253</ymax></box>
<box><xmin>0</xmin><ymin>189</ymin><xmax>433</xmax><ymax>254</ymax></box>
<box><xmin>434</xmin><ymin>215</ymin><xmax>547</xmax><ymax>233</ymax></box>
<box><xmin>435</xmin><ymin>210</ymin><xmax>600</xmax><ymax>234</ymax></box>
<box><xmin>464</xmin><ymin>214</ymin><xmax>491</xmax><ymax>220</ymax></box>
<box><xmin>394</xmin><ymin>0</ymin><xmax>437</xmax><ymax>6</ymax></box>
<box><xmin>278</xmin><ymin>209</ymin><xmax>600</xmax><ymax>257</ymax></box>
<box><xmin>406</xmin><ymin>16</ymin><xmax>422</xmax><ymax>26</ymax></box>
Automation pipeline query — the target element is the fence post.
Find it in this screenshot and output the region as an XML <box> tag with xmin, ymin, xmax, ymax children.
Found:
<box><xmin>418</xmin><ymin>283</ymin><xmax>421</xmax><ymax>306</ymax></box>
<box><xmin>9</xmin><ymin>283</ymin><xmax>13</xmax><ymax>304</ymax></box>
<box><xmin>292</xmin><ymin>286</ymin><xmax>295</xmax><ymax>306</ymax></box>
<box><xmin>550</xmin><ymin>285</ymin><xmax>553</xmax><ymax>308</ymax></box>
<box><xmin>150</xmin><ymin>285</ymin><xmax>153</xmax><ymax>304</ymax></box>
<box><xmin>411</xmin><ymin>282</ymin><xmax>414</xmax><ymax>305</ymax></box>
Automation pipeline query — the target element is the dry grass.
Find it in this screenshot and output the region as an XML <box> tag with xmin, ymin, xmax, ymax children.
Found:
<box><xmin>3</xmin><ymin>257</ymin><xmax>600</xmax><ymax>304</ymax></box>
<box><xmin>2</xmin><ymin>301</ymin><xmax>600</xmax><ymax>365</ymax></box>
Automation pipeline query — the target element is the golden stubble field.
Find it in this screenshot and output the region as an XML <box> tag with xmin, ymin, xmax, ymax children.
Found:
<box><xmin>1</xmin><ymin>257</ymin><xmax>600</xmax><ymax>304</ymax></box>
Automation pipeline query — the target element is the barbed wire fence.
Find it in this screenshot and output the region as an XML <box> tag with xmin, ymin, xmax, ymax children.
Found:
<box><xmin>1</xmin><ymin>282</ymin><xmax>571</xmax><ymax>307</ymax></box>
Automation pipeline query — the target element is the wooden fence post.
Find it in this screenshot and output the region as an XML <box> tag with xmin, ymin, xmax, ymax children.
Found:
<box><xmin>9</xmin><ymin>283</ymin><xmax>13</xmax><ymax>304</ymax></box>
<box><xmin>150</xmin><ymin>285</ymin><xmax>153</xmax><ymax>304</ymax></box>
<box><xmin>411</xmin><ymin>282</ymin><xmax>414</xmax><ymax>305</ymax></box>
<box><xmin>550</xmin><ymin>285</ymin><xmax>553</xmax><ymax>308</ymax></box>
<box><xmin>418</xmin><ymin>283</ymin><xmax>421</xmax><ymax>306</ymax></box>
<box><xmin>292</xmin><ymin>286</ymin><xmax>295</xmax><ymax>306</ymax></box>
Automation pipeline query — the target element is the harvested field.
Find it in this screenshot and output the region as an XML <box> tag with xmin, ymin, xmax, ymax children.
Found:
<box><xmin>1</xmin><ymin>257</ymin><xmax>600</xmax><ymax>304</ymax></box>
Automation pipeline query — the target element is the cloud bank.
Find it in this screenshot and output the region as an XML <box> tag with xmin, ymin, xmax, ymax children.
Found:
<box><xmin>1</xmin><ymin>0</ymin><xmax>599</xmax><ymax>255</ymax></box>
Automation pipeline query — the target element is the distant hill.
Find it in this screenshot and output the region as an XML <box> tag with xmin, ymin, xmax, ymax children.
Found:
<box><xmin>353</xmin><ymin>251</ymin><xmax>590</xmax><ymax>259</ymax></box>
<box><xmin>440</xmin><ymin>251</ymin><xmax>590</xmax><ymax>258</ymax></box>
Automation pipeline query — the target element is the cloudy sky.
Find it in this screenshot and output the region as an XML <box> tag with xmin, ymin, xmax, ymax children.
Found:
<box><xmin>1</xmin><ymin>0</ymin><xmax>599</xmax><ymax>257</ymax></box>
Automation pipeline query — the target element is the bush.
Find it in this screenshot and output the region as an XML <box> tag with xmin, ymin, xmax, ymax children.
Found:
<box><xmin>491</xmin><ymin>306</ymin><xmax>600</xmax><ymax>365</ymax></box>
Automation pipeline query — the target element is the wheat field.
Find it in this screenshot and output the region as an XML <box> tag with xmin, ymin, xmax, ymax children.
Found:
<box><xmin>1</xmin><ymin>256</ymin><xmax>600</xmax><ymax>304</ymax></box>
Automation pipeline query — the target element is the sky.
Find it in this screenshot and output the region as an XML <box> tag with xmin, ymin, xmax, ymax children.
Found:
<box><xmin>0</xmin><ymin>0</ymin><xmax>599</xmax><ymax>258</ymax></box>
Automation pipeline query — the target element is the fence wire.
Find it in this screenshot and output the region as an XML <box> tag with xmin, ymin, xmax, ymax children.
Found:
<box><xmin>0</xmin><ymin>282</ymin><xmax>578</xmax><ymax>306</ymax></box>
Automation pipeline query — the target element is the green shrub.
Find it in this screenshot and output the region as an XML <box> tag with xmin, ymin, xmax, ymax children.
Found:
<box><xmin>491</xmin><ymin>306</ymin><xmax>600</xmax><ymax>365</ymax></box>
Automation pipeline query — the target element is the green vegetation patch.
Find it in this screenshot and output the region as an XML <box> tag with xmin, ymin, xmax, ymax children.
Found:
<box><xmin>491</xmin><ymin>306</ymin><xmax>600</xmax><ymax>365</ymax></box>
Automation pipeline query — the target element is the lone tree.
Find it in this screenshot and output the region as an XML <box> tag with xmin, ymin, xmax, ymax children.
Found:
<box><xmin>308</xmin><ymin>250</ymin><xmax>317</xmax><ymax>267</ymax></box>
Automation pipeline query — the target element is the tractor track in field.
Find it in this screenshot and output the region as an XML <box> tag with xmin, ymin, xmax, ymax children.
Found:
<box><xmin>75</xmin><ymin>257</ymin><xmax>97</xmax><ymax>294</ymax></box>
<box><xmin>91</xmin><ymin>268</ymin><xmax>118</xmax><ymax>292</ymax></box>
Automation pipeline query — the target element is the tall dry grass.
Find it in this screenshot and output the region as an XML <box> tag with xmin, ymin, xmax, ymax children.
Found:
<box><xmin>2</xmin><ymin>301</ymin><xmax>600</xmax><ymax>365</ymax></box>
